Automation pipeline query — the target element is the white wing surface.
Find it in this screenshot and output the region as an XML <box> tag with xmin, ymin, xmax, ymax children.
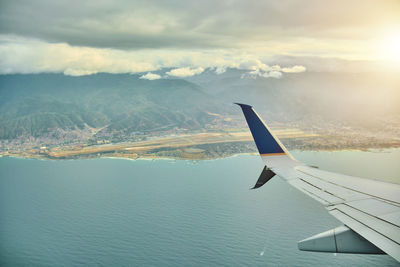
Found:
<box><xmin>236</xmin><ymin>103</ymin><xmax>400</xmax><ymax>262</ymax></box>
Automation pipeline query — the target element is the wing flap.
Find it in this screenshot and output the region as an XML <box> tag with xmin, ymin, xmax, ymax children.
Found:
<box><xmin>333</xmin><ymin>204</ymin><xmax>400</xmax><ymax>244</ymax></box>
<box><xmin>380</xmin><ymin>211</ymin><xmax>400</xmax><ymax>226</ymax></box>
<box><xmin>330</xmin><ymin>209</ymin><xmax>400</xmax><ymax>262</ymax></box>
<box><xmin>346</xmin><ymin>198</ymin><xmax>400</xmax><ymax>218</ymax></box>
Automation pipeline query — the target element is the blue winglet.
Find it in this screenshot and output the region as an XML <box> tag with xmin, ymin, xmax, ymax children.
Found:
<box><xmin>235</xmin><ymin>103</ymin><xmax>285</xmax><ymax>155</ymax></box>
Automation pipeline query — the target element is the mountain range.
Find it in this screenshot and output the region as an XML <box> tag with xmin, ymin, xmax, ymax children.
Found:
<box><xmin>1</xmin><ymin>69</ymin><xmax>399</xmax><ymax>144</ymax></box>
<box><xmin>0</xmin><ymin>73</ymin><xmax>230</xmax><ymax>141</ymax></box>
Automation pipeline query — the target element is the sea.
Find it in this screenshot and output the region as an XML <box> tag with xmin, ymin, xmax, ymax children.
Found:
<box><xmin>1</xmin><ymin>149</ymin><xmax>399</xmax><ymax>266</ymax></box>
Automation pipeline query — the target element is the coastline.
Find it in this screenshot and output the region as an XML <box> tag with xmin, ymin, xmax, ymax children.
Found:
<box><xmin>2</xmin><ymin>147</ymin><xmax>399</xmax><ymax>162</ymax></box>
<box><xmin>2</xmin><ymin>129</ymin><xmax>399</xmax><ymax>162</ymax></box>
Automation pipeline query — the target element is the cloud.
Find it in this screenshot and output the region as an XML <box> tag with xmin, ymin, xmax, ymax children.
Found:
<box><xmin>270</xmin><ymin>55</ymin><xmax>385</xmax><ymax>72</ymax></box>
<box><xmin>240</xmin><ymin>61</ymin><xmax>306</xmax><ymax>79</ymax></box>
<box><xmin>0</xmin><ymin>0</ymin><xmax>398</xmax><ymax>52</ymax></box>
<box><xmin>238</xmin><ymin>59</ymin><xmax>267</xmax><ymax>71</ymax></box>
<box><xmin>1</xmin><ymin>0</ymin><xmax>397</xmax><ymax>76</ymax></box>
<box><xmin>1</xmin><ymin>35</ymin><xmax>387</xmax><ymax>76</ymax></box>
<box><xmin>139</xmin><ymin>72</ymin><xmax>161</xmax><ymax>80</ymax></box>
<box><xmin>262</xmin><ymin>70</ymin><xmax>283</xmax><ymax>78</ymax></box>
<box><xmin>166</xmin><ymin>67</ymin><xmax>204</xmax><ymax>77</ymax></box>
<box><xmin>247</xmin><ymin>69</ymin><xmax>283</xmax><ymax>79</ymax></box>
<box><xmin>281</xmin><ymin>65</ymin><xmax>306</xmax><ymax>73</ymax></box>
<box><xmin>215</xmin><ymin>67</ymin><xmax>226</xmax><ymax>74</ymax></box>
<box><xmin>0</xmin><ymin>36</ymin><xmax>156</xmax><ymax>75</ymax></box>
<box><xmin>63</xmin><ymin>69</ymin><xmax>98</xmax><ymax>76</ymax></box>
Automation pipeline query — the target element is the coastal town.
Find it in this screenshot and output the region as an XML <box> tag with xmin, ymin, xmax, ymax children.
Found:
<box><xmin>1</xmin><ymin>124</ymin><xmax>399</xmax><ymax>160</ymax></box>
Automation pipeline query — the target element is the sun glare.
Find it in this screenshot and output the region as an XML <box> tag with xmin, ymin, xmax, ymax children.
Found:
<box><xmin>379</xmin><ymin>30</ymin><xmax>400</xmax><ymax>64</ymax></box>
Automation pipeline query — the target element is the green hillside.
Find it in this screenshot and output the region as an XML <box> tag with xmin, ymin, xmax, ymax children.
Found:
<box><xmin>0</xmin><ymin>73</ymin><xmax>229</xmax><ymax>140</ymax></box>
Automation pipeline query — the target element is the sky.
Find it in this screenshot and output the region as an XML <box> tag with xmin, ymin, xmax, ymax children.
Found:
<box><xmin>0</xmin><ymin>0</ymin><xmax>399</xmax><ymax>77</ymax></box>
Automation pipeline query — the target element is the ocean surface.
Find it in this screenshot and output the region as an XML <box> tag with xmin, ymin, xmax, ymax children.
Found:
<box><xmin>1</xmin><ymin>149</ymin><xmax>399</xmax><ymax>266</ymax></box>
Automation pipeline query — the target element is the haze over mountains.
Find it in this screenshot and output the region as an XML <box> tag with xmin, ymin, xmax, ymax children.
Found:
<box><xmin>1</xmin><ymin>69</ymin><xmax>399</xmax><ymax>146</ymax></box>
<box><xmin>0</xmin><ymin>73</ymin><xmax>230</xmax><ymax>142</ymax></box>
<box><xmin>187</xmin><ymin>68</ymin><xmax>400</xmax><ymax>125</ymax></box>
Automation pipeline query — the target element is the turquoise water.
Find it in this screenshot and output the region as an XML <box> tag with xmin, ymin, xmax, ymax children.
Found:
<box><xmin>0</xmin><ymin>150</ymin><xmax>399</xmax><ymax>266</ymax></box>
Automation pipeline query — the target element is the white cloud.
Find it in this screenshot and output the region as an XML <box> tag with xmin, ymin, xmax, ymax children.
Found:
<box><xmin>263</xmin><ymin>70</ymin><xmax>283</xmax><ymax>78</ymax></box>
<box><xmin>247</xmin><ymin>69</ymin><xmax>283</xmax><ymax>79</ymax></box>
<box><xmin>139</xmin><ymin>72</ymin><xmax>161</xmax><ymax>80</ymax></box>
<box><xmin>215</xmin><ymin>67</ymin><xmax>226</xmax><ymax>74</ymax></box>
<box><xmin>0</xmin><ymin>36</ymin><xmax>157</xmax><ymax>76</ymax></box>
<box><xmin>270</xmin><ymin>65</ymin><xmax>282</xmax><ymax>71</ymax></box>
<box><xmin>243</xmin><ymin>63</ymin><xmax>306</xmax><ymax>79</ymax></box>
<box><xmin>166</xmin><ymin>67</ymin><xmax>204</xmax><ymax>77</ymax></box>
<box><xmin>237</xmin><ymin>59</ymin><xmax>306</xmax><ymax>75</ymax></box>
<box><xmin>238</xmin><ymin>59</ymin><xmax>267</xmax><ymax>71</ymax></box>
<box><xmin>64</xmin><ymin>68</ymin><xmax>98</xmax><ymax>76</ymax></box>
<box><xmin>0</xmin><ymin>35</ymin><xmax>311</xmax><ymax>77</ymax></box>
<box><xmin>281</xmin><ymin>65</ymin><xmax>306</xmax><ymax>73</ymax></box>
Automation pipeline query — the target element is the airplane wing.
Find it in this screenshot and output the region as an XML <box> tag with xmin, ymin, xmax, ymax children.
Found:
<box><xmin>236</xmin><ymin>103</ymin><xmax>400</xmax><ymax>262</ymax></box>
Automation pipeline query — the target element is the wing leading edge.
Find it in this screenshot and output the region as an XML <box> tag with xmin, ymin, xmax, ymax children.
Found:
<box><xmin>236</xmin><ymin>103</ymin><xmax>400</xmax><ymax>262</ymax></box>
